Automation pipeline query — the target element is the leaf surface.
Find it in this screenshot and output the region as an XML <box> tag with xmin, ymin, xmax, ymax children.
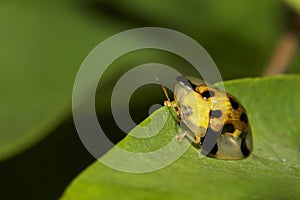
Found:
<box><xmin>62</xmin><ymin>75</ymin><xmax>300</xmax><ymax>200</ymax></box>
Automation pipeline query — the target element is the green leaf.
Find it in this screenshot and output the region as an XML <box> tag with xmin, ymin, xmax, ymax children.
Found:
<box><xmin>0</xmin><ymin>1</ymin><xmax>127</xmax><ymax>160</ymax></box>
<box><xmin>0</xmin><ymin>0</ymin><xmax>291</xmax><ymax>161</ymax></box>
<box><xmin>96</xmin><ymin>0</ymin><xmax>285</xmax><ymax>79</ymax></box>
<box><xmin>61</xmin><ymin>74</ymin><xmax>300</xmax><ymax>199</ymax></box>
<box><xmin>284</xmin><ymin>0</ymin><xmax>300</xmax><ymax>13</ymax></box>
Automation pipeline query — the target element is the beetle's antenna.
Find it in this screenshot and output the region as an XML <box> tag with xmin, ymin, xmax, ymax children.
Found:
<box><xmin>155</xmin><ymin>77</ymin><xmax>171</xmax><ymax>102</ymax></box>
<box><xmin>155</xmin><ymin>77</ymin><xmax>181</xmax><ymax>123</ymax></box>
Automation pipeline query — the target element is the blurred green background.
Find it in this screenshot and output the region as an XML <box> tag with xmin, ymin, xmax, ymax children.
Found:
<box><xmin>0</xmin><ymin>0</ymin><xmax>299</xmax><ymax>199</ymax></box>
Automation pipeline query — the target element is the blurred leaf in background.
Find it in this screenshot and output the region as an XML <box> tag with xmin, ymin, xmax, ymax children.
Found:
<box><xmin>92</xmin><ymin>0</ymin><xmax>292</xmax><ymax>78</ymax></box>
<box><xmin>0</xmin><ymin>0</ymin><xmax>127</xmax><ymax>161</ymax></box>
<box><xmin>284</xmin><ymin>0</ymin><xmax>300</xmax><ymax>13</ymax></box>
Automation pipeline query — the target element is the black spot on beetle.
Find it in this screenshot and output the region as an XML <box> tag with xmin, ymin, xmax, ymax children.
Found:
<box><xmin>229</xmin><ymin>97</ymin><xmax>239</xmax><ymax>109</ymax></box>
<box><xmin>210</xmin><ymin>110</ymin><xmax>222</xmax><ymax>118</ymax></box>
<box><xmin>240</xmin><ymin>113</ymin><xmax>248</xmax><ymax>123</ymax></box>
<box><xmin>200</xmin><ymin>126</ymin><xmax>220</xmax><ymax>156</ymax></box>
<box><xmin>221</xmin><ymin>123</ymin><xmax>235</xmax><ymax>134</ymax></box>
<box><xmin>209</xmin><ymin>144</ymin><xmax>218</xmax><ymax>156</ymax></box>
<box><xmin>200</xmin><ymin>137</ymin><xmax>219</xmax><ymax>156</ymax></box>
<box><xmin>201</xmin><ymin>90</ymin><xmax>215</xmax><ymax>100</ymax></box>
<box><xmin>239</xmin><ymin>132</ymin><xmax>250</xmax><ymax>157</ymax></box>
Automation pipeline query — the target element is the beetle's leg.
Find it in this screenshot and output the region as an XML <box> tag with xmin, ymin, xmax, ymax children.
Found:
<box><xmin>164</xmin><ymin>101</ymin><xmax>180</xmax><ymax>115</ymax></box>
<box><xmin>177</xmin><ymin>131</ymin><xmax>201</xmax><ymax>145</ymax></box>
<box><xmin>156</xmin><ymin>78</ymin><xmax>181</xmax><ymax>123</ymax></box>
<box><xmin>164</xmin><ymin>100</ymin><xmax>181</xmax><ymax>123</ymax></box>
